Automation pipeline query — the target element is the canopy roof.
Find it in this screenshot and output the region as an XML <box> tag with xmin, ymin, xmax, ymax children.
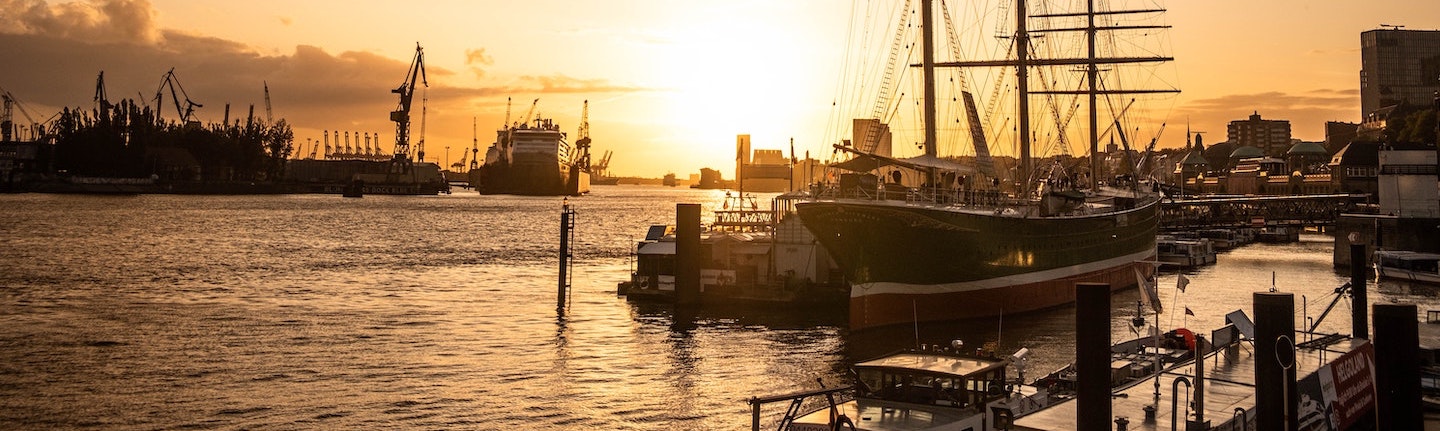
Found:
<box><xmin>829</xmin><ymin>145</ymin><xmax>978</xmax><ymax>174</ymax></box>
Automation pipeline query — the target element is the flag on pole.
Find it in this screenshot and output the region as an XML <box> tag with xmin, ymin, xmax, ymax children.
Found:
<box><xmin>1177</xmin><ymin>274</ymin><xmax>1190</xmax><ymax>293</ymax></box>
<box><xmin>1133</xmin><ymin>267</ymin><xmax>1162</xmax><ymax>313</ymax></box>
<box><xmin>1184</xmin><ymin>307</ymin><xmax>1195</xmax><ymax>316</ymax></box>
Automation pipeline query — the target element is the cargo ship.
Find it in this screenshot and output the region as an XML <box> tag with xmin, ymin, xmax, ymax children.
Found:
<box><xmin>470</xmin><ymin>101</ymin><xmax>590</xmax><ymax>196</ymax></box>
<box><xmin>795</xmin><ymin>0</ymin><xmax>1172</xmax><ymax>330</ymax></box>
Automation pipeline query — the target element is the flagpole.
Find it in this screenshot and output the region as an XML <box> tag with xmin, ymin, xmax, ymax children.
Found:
<box><xmin>1152</xmin><ymin>302</ymin><xmax>1162</xmax><ymax>401</ymax></box>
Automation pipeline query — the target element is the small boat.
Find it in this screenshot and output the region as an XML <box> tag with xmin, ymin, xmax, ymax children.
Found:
<box><xmin>1156</xmin><ymin>235</ymin><xmax>1216</xmax><ymax>269</ymax></box>
<box><xmin>1255</xmin><ymin>225</ymin><xmax>1300</xmax><ymax>243</ymax></box>
<box><xmin>1195</xmin><ymin>228</ymin><xmax>1243</xmax><ymax>249</ymax></box>
<box><xmin>342</xmin><ymin>178</ymin><xmax>364</xmax><ymax>198</ymax></box>
<box><xmin>764</xmin><ymin>344</ymin><xmax>1050</xmax><ymax>431</ymax></box>
<box><xmin>1375</xmin><ymin>250</ymin><xmax>1440</xmax><ymax>284</ymax></box>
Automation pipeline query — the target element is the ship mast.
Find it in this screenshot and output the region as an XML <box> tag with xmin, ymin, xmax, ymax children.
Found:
<box><xmin>931</xmin><ymin>0</ymin><xmax>1176</xmax><ymax>191</ymax></box>
<box><xmin>922</xmin><ymin>0</ymin><xmax>937</xmax><ymax>159</ymax></box>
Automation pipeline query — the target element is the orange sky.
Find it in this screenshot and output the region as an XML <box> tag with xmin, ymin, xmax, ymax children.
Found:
<box><xmin>2</xmin><ymin>0</ymin><xmax>1438</xmax><ymax>178</ymax></box>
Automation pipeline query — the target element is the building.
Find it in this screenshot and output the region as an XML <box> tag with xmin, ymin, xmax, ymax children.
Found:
<box><xmin>1324</xmin><ymin>121</ymin><xmax>1360</xmax><ymax>154</ymax></box>
<box><xmin>1329</xmin><ymin>141</ymin><xmax>1381</xmax><ymax>197</ymax></box>
<box><xmin>1361</xmin><ymin>29</ymin><xmax>1440</xmax><ymax>117</ymax></box>
<box><xmin>1285</xmin><ymin>141</ymin><xmax>1330</xmax><ymax>175</ymax></box>
<box><xmin>1377</xmin><ymin>146</ymin><xmax>1439</xmax><ymax>218</ymax></box>
<box><xmin>1227</xmin><ymin>112</ymin><xmax>1292</xmax><ymax>158</ymax></box>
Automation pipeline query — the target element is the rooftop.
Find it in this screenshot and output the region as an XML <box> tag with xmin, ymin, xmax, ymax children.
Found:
<box><xmin>855</xmin><ymin>352</ymin><xmax>1008</xmax><ymax>378</ymax></box>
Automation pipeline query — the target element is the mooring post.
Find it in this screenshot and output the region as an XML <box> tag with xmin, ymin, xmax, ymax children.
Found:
<box><xmin>1254</xmin><ymin>292</ymin><xmax>1297</xmax><ymax>431</ymax></box>
<box><xmin>558</xmin><ymin>200</ymin><xmax>575</xmax><ymax>314</ymax></box>
<box><xmin>1350</xmin><ymin>242</ymin><xmax>1368</xmax><ymax>339</ymax></box>
<box><xmin>1374</xmin><ymin>303</ymin><xmax>1421</xmax><ymax>430</ymax></box>
<box><xmin>675</xmin><ymin>203</ymin><xmax>702</xmax><ymax>305</ymax></box>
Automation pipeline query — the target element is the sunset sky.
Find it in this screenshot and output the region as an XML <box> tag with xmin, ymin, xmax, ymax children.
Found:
<box><xmin>2</xmin><ymin>0</ymin><xmax>1439</xmax><ymax>178</ymax></box>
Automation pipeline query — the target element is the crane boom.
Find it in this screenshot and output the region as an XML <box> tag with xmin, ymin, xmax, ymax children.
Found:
<box><xmin>390</xmin><ymin>43</ymin><xmax>427</xmax><ymax>166</ymax></box>
<box><xmin>264</xmin><ymin>81</ymin><xmax>273</xmax><ymax>124</ymax></box>
<box><xmin>154</xmin><ymin>68</ymin><xmax>202</xmax><ymax>126</ymax></box>
<box><xmin>520</xmin><ymin>98</ymin><xmax>540</xmax><ymax>126</ymax></box>
<box><xmin>470</xmin><ymin>116</ymin><xmax>480</xmax><ymax>171</ymax></box>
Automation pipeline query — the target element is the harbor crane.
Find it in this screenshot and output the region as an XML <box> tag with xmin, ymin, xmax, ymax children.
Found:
<box><xmin>592</xmin><ymin>150</ymin><xmax>613</xmax><ymax>178</ymax></box>
<box><xmin>1</xmin><ymin>88</ymin><xmax>48</xmax><ymax>141</ymax></box>
<box><xmin>94</xmin><ymin>71</ymin><xmax>111</xmax><ymax>119</ymax></box>
<box><xmin>469</xmin><ymin>116</ymin><xmax>480</xmax><ymax>171</ymax></box>
<box><xmin>390</xmin><ymin>43</ymin><xmax>427</xmax><ymax>167</ymax></box>
<box><xmin>574</xmin><ymin>100</ymin><xmax>591</xmax><ymax>170</ymax></box>
<box><xmin>154</xmin><ymin>68</ymin><xmax>202</xmax><ymax>127</ymax></box>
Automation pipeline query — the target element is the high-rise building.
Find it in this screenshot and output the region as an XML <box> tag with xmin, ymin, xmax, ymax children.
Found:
<box><xmin>1227</xmin><ymin>112</ymin><xmax>1292</xmax><ymax>157</ymax></box>
<box><xmin>1360</xmin><ymin>29</ymin><xmax>1440</xmax><ymax>117</ymax></box>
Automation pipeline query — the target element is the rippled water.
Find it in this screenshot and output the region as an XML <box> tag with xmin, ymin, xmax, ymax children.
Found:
<box><xmin>1</xmin><ymin>188</ymin><xmax>1436</xmax><ymax>430</ymax></box>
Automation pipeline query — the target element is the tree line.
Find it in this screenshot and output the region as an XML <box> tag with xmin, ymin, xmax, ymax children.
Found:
<box><xmin>49</xmin><ymin>99</ymin><xmax>293</xmax><ymax>181</ymax></box>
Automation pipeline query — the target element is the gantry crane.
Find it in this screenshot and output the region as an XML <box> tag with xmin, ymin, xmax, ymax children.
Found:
<box><xmin>390</xmin><ymin>43</ymin><xmax>427</xmax><ymax>166</ymax></box>
<box><xmin>592</xmin><ymin>150</ymin><xmax>613</xmax><ymax>178</ymax></box>
<box><xmin>154</xmin><ymin>68</ymin><xmax>202</xmax><ymax>126</ymax></box>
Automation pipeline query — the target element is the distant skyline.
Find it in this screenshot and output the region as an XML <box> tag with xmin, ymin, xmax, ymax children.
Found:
<box><xmin>2</xmin><ymin>0</ymin><xmax>1439</xmax><ymax>178</ymax></box>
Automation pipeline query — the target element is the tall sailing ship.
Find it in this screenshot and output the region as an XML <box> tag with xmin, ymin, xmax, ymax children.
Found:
<box><xmin>797</xmin><ymin>0</ymin><xmax>1175</xmax><ymax>330</ymax></box>
<box><xmin>471</xmin><ymin>100</ymin><xmax>590</xmax><ymax>196</ymax></box>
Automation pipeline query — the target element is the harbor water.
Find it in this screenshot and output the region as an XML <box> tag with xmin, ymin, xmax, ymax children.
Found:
<box><xmin>2</xmin><ymin>187</ymin><xmax>1436</xmax><ymax>430</ymax></box>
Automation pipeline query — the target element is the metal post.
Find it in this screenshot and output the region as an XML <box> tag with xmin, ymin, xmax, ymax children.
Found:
<box><xmin>1254</xmin><ymin>292</ymin><xmax>1296</xmax><ymax>431</ymax></box>
<box><xmin>676</xmin><ymin>203</ymin><xmax>702</xmax><ymax>305</ymax></box>
<box><xmin>1075</xmin><ymin>282</ymin><xmax>1111</xmax><ymax>431</ymax></box>
<box><xmin>558</xmin><ymin>200</ymin><xmax>575</xmax><ymax>314</ymax></box>
<box><xmin>1374</xmin><ymin>303</ymin><xmax>1421</xmax><ymax>430</ymax></box>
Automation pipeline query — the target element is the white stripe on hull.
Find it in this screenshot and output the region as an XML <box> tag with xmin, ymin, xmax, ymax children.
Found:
<box><xmin>849</xmin><ymin>246</ymin><xmax>1157</xmax><ymax>297</ymax></box>
<box><xmin>848</xmin><ymin>247</ymin><xmax>1157</xmax><ymax>330</ymax></box>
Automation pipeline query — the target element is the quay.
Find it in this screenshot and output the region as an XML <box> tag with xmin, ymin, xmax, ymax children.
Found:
<box><xmin>1011</xmin><ymin>285</ymin><xmax>1420</xmax><ymax>431</ymax></box>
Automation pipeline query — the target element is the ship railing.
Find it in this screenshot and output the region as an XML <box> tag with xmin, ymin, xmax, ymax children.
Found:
<box><xmin>810</xmin><ymin>181</ymin><xmax>1030</xmax><ymax>211</ymax></box>
<box><xmin>747</xmin><ymin>384</ymin><xmax>855</xmax><ymax>431</ymax></box>
<box><xmin>711</xmin><ymin>209</ymin><xmax>775</xmax><ymax>233</ymax></box>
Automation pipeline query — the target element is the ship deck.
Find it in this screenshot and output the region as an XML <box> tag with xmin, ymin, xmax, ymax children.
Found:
<box><xmin>1012</xmin><ymin>338</ymin><xmax>1371</xmax><ymax>430</ymax></box>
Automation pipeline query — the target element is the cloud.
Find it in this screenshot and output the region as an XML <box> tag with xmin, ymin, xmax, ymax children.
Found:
<box><xmin>0</xmin><ymin>0</ymin><xmax>655</xmax><ymax>152</ymax></box>
<box><xmin>0</xmin><ymin>0</ymin><xmax>160</xmax><ymax>44</ymax></box>
<box><xmin>504</xmin><ymin>75</ymin><xmax>647</xmax><ymax>94</ymax></box>
<box><xmin>464</xmin><ymin>48</ymin><xmax>493</xmax><ymax>79</ymax></box>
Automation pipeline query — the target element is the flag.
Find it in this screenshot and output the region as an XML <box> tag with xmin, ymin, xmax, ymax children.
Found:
<box><xmin>1177</xmin><ymin>274</ymin><xmax>1190</xmax><ymax>293</ymax></box>
<box><xmin>1133</xmin><ymin>267</ymin><xmax>1162</xmax><ymax>313</ymax></box>
<box><xmin>1184</xmin><ymin>307</ymin><xmax>1195</xmax><ymax>316</ymax></box>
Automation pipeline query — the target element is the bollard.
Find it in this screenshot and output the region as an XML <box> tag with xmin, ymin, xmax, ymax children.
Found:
<box><xmin>675</xmin><ymin>204</ymin><xmax>702</xmax><ymax>305</ymax></box>
<box><xmin>1076</xmin><ymin>282</ymin><xmax>1111</xmax><ymax>431</ymax></box>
